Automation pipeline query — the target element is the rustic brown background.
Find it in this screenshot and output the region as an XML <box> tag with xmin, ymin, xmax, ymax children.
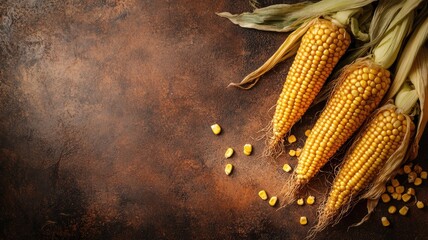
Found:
<box><xmin>1</xmin><ymin>0</ymin><xmax>427</xmax><ymax>239</ymax></box>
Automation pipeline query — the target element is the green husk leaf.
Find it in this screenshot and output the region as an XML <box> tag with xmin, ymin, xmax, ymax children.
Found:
<box><xmin>384</xmin><ymin>16</ymin><xmax>428</xmax><ymax>100</ymax></box>
<box><xmin>217</xmin><ymin>0</ymin><xmax>376</xmax><ymax>32</ymax></box>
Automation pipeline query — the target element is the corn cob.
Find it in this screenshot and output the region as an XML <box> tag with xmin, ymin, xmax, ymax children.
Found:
<box><xmin>295</xmin><ymin>60</ymin><xmax>390</xmax><ymax>184</ymax></box>
<box><xmin>309</xmin><ymin>105</ymin><xmax>414</xmax><ymax>236</ymax></box>
<box><xmin>269</xmin><ymin>19</ymin><xmax>351</xmax><ymax>151</ymax></box>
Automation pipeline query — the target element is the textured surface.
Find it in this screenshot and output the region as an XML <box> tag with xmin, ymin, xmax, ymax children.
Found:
<box><xmin>0</xmin><ymin>0</ymin><xmax>427</xmax><ymax>239</ymax></box>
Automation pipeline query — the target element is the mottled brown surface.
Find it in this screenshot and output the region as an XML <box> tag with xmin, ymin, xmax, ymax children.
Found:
<box><xmin>0</xmin><ymin>0</ymin><xmax>427</xmax><ymax>239</ymax></box>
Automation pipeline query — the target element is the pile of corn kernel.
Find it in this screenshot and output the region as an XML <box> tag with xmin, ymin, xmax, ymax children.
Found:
<box><xmin>379</xmin><ymin>162</ymin><xmax>427</xmax><ymax>227</ymax></box>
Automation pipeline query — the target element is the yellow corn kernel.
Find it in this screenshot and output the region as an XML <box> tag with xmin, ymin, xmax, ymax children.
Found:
<box><xmin>406</xmin><ymin>187</ymin><xmax>416</xmax><ymax>196</ymax></box>
<box><xmin>414</xmin><ymin>164</ymin><xmax>423</xmax><ymax>174</ymax></box>
<box><xmin>211</xmin><ymin>124</ymin><xmax>221</xmax><ymax>135</ymax></box>
<box><xmin>408</xmin><ymin>171</ymin><xmax>417</xmax><ymax>183</ymax></box>
<box><xmin>420</xmin><ymin>171</ymin><xmax>427</xmax><ymax>179</ymax></box>
<box><xmin>395</xmin><ymin>186</ymin><xmax>405</xmax><ymax>194</ymax></box>
<box><xmin>397</xmin><ymin>167</ymin><xmax>404</xmax><ymax>175</ymax></box>
<box><xmin>300</xmin><ymin>216</ymin><xmax>308</xmax><ymax>225</ymax></box>
<box><xmin>402</xmin><ymin>193</ymin><xmax>412</xmax><ymax>203</ymax></box>
<box><xmin>288</xmin><ymin>135</ymin><xmax>297</xmax><ymax>144</ymax></box>
<box><xmin>388</xmin><ymin>205</ymin><xmax>397</xmax><ymax>214</ymax></box>
<box><xmin>416</xmin><ymin>201</ymin><xmax>425</xmax><ymax>209</ymax></box>
<box><xmin>399</xmin><ymin>206</ymin><xmax>409</xmax><ymax>216</ymax></box>
<box><xmin>297</xmin><ymin>198</ymin><xmax>304</xmax><ymax>206</ymax></box>
<box><xmin>243</xmin><ymin>144</ymin><xmax>252</xmax><ymax>156</ymax></box>
<box><xmin>289</xmin><ymin>149</ymin><xmax>296</xmax><ymax>157</ymax></box>
<box><xmin>306</xmin><ymin>195</ymin><xmax>315</xmax><ymax>205</ymax></box>
<box><xmin>381</xmin><ymin>217</ymin><xmax>390</xmax><ymax>227</ymax></box>
<box><xmin>391</xmin><ymin>192</ymin><xmax>400</xmax><ymax>200</ymax></box>
<box><xmin>304</xmin><ymin>129</ymin><xmax>311</xmax><ymax>137</ymax></box>
<box><xmin>258</xmin><ymin>190</ymin><xmax>268</xmax><ymax>200</ymax></box>
<box><xmin>295</xmin><ymin>148</ymin><xmax>302</xmax><ymax>157</ymax></box>
<box><xmin>225</xmin><ymin>163</ymin><xmax>233</xmax><ymax>175</ymax></box>
<box><xmin>414</xmin><ymin>177</ymin><xmax>422</xmax><ymax>186</ymax></box>
<box><xmin>224</xmin><ymin>148</ymin><xmax>234</xmax><ymax>158</ymax></box>
<box><xmin>386</xmin><ymin>185</ymin><xmax>395</xmax><ymax>194</ymax></box>
<box><xmin>391</xmin><ymin>178</ymin><xmax>400</xmax><ymax>187</ymax></box>
<box><xmin>381</xmin><ymin>193</ymin><xmax>391</xmax><ymax>203</ymax></box>
<box><xmin>283</xmin><ymin>164</ymin><xmax>292</xmax><ymax>173</ymax></box>
<box><xmin>403</xmin><ymin>164</ymin><xmax>412</xmax><ymax>174</ymax></box>
<box><xmin>397</xmin><ymin>193</ymin><xmax>402</xmax><ymax>201</ymax></box>
<box><xmin>269</xmin><ymin>196</ymin><xmax>278</xmax><ymax>207</ymax></box>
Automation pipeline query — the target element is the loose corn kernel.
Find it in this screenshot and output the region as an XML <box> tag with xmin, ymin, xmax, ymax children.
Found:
<box><xmin>258</xmin><ymin>190</ymin><xmax>268</xmax><ymax>200</ymax></box>
<box><xmin>297</xmin><ymin>198</ymin><xmax>304</xmax><ymax>206</ymax></box>
<box><xmin>243</xmin><ymin>144</ymin><xmax>252</xmax><ymax>156</ymax></box>
<box><xmin>269</xmin><ymin>196</ymin><xmax>278</xmax><ymax>207</ymax></box>
<box><xmin>420</xmin><ymin>171</ymin><xmax>427</xmax><ymax>179</ymax></box>
<box><xmin>381</xmin><ymin>217</ymin><xmax>390</xmax><ymax>227</ymax></box>
<box><xmin>289</xmin><ymin>149</ymin><xmax>296</xmax><ymax>157</ymax></box>
<box><xmin>283</xmin><ymin>164</ymin><xmax>292</xmax><ymax>173</ymax></box>
<box><xmin>407</xmin><ymin>187</ymin><xmax>416</xmax><ymax>196</ymax></box>
<box><xmin>408</xmin><ymin>172</ymin><xmax>417</xmax><ymax>183</ymax></box>
<box><xmin>414</xmin><ymin>165</ymin><xmax>423</xmax><ymax>174</ymax></box>
<box><xmin>304</xmin><ymin>129</ymin><xmax>311</xmax><ymax>137</ymax></box>
<box><xmin>403</xmin><ymin>164</ymin><xmax>412</xmax><ymax>174</ymax></box>
<box><xmin>300</xmin><ymin>216</ymin><xmax>308</xmax><ymax>225</ymax></box>
<box><xmin>416</xmin><ymin>201</ymin><xmax>425</xmax><ymax>209</ymax></box>
<box><xmin>391</xmin><ymin>192</ymin><xmax>400</xmax><ymax>200</ymax></box>
<box><xmin>391</xmin><ymin>179</ymin><xmax>400</xmax><ymax>187</ymax></box>
<box><xmin>414</xmin><ymin>177</ymin><xmax>422</xmax><ymax>186</ymax></box>
<box><xmin>388</xmin><ymin>205</ymin><xmax>397</xmax><ymax>214</ymax></box>
<box><xmin>224</xmin><ymin>148</ymin><xmax>234</xmax><ymax>158</ymax></box>
<box><xmin>399</xmin><ymin>206</ymin><xmax>409</xmax><ymax>216</ymax></box>
<box><xmin>381</xmin><ymin>193</ymin><xmax>391</xmax><ymax>203</ymax></box>
<box><xmin>397</xmin><ymin>168</ymin><xmax>405</xmax><ymax>175</ymax></box>
<box><xmin>395</xmin><ymin>186</ymin><xmax>405</xmax><ymax>194</ymax></box>
<box><xmin>288</xmin><ymin>135</ymin><xmax>297</xmax><ymax>144</ymax></box>
<box><xmin>306</xmin><ymin>195</ymin><xmax>316</xmax><ymax>205</ymax></box>
<box><xmin>225</xmin><ymin>163</ymin><xmax>233</xmax><ymax>175</ymax></box>
<box><xmin>386</xmin><ymin>185</ymin><xmax>395</xmax><ymax>193</ymax></box>
<box><xmin>402</xmin><ymin>193</ymin><xmax>412</xmax><ymax>203</ymax></box>
<box><xmin>295</xmin><ymin>148</ymin><xmax>302</xmax><ymax>157</ymax></box>
<box><xmin>211</xmin><ymin>124</ymin><xmax>221</xmax><ymax>135</ymax></box>
<box><xmin>397</xmin><ymin>193</ymin><xmax>402</xmax><ymax>201</ymax></box>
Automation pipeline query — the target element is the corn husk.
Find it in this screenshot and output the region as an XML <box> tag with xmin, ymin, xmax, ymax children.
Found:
<box><xmin>384</xmin><ymin>16</ymin><xmax>428</xmax><ymax>100</ymax></box>
<box><xmin>217</xmin><ymin>0</ymin><xmax>375</xmax><ymax>32</ymax></box>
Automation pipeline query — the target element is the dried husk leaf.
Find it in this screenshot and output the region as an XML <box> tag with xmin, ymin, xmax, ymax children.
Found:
<box><xmin>217</xmin><ymin>0</ymin><xmax>375</xmax><ymax>32</ymax></box>
<box><xmin>227</xmin><ymin>18</ymin><xmax>315</xmax><ymax>89</ymax></box>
